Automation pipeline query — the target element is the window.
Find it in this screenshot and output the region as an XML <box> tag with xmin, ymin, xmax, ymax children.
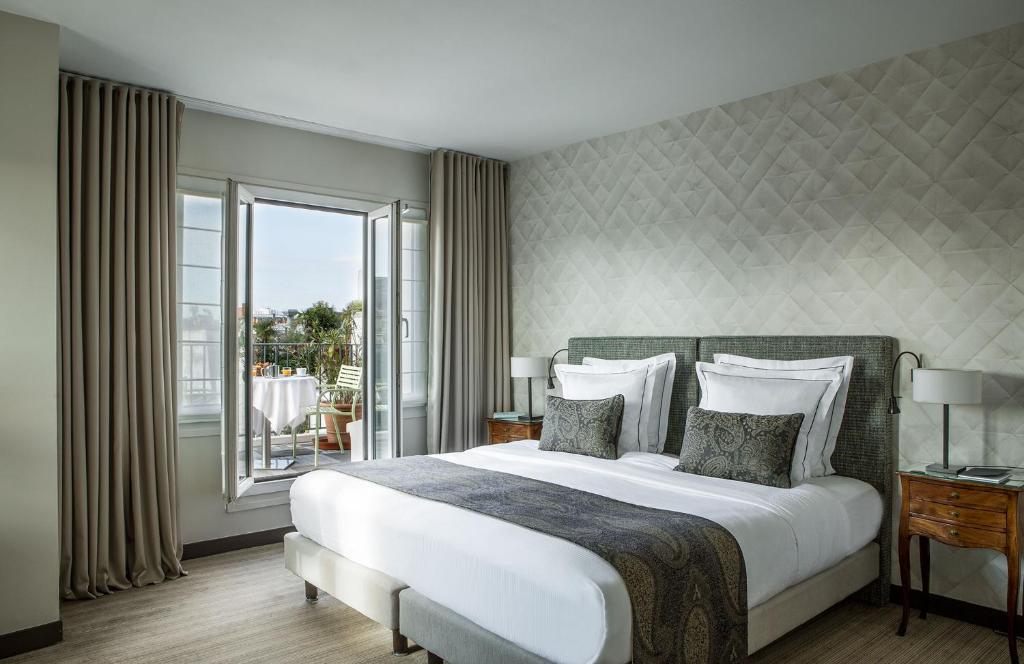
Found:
<box><xmin>176</xmin><ymin>182</ymin><xmax>225</xmax><ymax>420</ymax></box>
<box><xmin>401</xmin><ymin>213</ymin><xmax>428</xmax><ymax>403</ymax></box>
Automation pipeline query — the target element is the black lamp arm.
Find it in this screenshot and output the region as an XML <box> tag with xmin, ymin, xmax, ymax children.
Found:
<box><xmin>547</xmin><ymin>348</ymin><xmax>569</xmax><ymax>389</ymax></box>
<box><xmin>889</xmin><ymin>351</ymin><xmax>922</xmax><ymax>415</ymax></box>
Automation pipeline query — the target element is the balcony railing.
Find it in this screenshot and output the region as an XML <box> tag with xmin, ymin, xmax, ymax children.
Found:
<box><xmin>253</xmin><ymin>341</ymin><xmax>362</xmax><ymax>376</ymax></box>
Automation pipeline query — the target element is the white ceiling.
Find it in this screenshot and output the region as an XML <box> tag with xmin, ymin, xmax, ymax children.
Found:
<box><xmin>3</xmin><ymin>0</ymin><xmax>1024</xmax><ymax>161</ymax></box>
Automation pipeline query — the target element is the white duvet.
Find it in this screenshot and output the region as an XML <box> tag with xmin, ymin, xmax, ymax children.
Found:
<box><xmin>290</xmin><ymin>440</ymin><xmax>882</xmax><ymax>664</ymax></box>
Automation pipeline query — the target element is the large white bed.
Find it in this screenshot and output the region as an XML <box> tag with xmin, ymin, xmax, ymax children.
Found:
<box><xmin>291</xmin><ymin>439</ymin><xmax>882</xmax><ymax>664</ymax></box>
<box><xmin>286</xmin><ymin>335</ymin><xmax>895</xmax><ymax>663</ymax></box>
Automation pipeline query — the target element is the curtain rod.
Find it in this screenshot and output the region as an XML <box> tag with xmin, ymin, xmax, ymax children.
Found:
<box><xmin>59</xmin><ymin>69</ymin><xmax>176</xmax><ymax>96</ymax></box>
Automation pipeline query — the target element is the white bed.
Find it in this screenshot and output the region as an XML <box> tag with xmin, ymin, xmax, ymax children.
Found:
<box><xmin>290</xmin><ymin>439</ymin><xmax>882</xmax><ymax>664</ymax></box>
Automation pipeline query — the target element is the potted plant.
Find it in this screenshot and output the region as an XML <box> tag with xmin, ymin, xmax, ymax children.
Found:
<box><xmin>301</xmin><ymin>301</ymin><xmax>363</xmax><ymax>450</ymax></box>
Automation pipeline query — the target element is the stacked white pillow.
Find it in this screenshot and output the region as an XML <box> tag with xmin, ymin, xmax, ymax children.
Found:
<box><xmin>581</xmin><ymin>353</ymin><xmax>676</xmax><ymax>454</ymax></box>
<box><xmin>554</xmin><ymin>364</ymin><xmax>650</xmax><ymax>455</ymax></box>
<box><xmin>712</xmin><ymin>354</ymin><xmax>855</xmax><ymax>477</ymax></box>
<box><xmin>694</xmin><ymin>360</ymin><xmax>848</xmax><ymax>485</ymax></box>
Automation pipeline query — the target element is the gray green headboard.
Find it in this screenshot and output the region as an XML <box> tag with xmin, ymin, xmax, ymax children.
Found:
<box><xmin>566</xmin><ymin>334</ymin><xmax>895</xmax><ymax>605</ymax></box>
<box><xmin>567</xmin><ymin>336</ymin><xmax>699</xmax><ymax>456</ymax></box>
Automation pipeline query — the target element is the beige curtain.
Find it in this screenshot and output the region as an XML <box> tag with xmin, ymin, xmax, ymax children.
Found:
<box><xmin>59</xmin><ymin>73</ymin><xmax>185</xmax><ymax>599</ymax></box>
<box><xmin>427</xmin><ymin>149</ymin><xmax>511</xmax><ymax>453</ymax></box>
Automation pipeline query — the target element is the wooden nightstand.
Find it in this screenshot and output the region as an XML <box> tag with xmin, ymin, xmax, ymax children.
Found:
<box><xmin>897</xmin><ymin>471</ymin><xmax>1024</xmax><ymax>663</ymax></box>
<box><xmin>486</xmin><ymin>418</ymin><xmax>543</xmax><ymax>444</ymax></box>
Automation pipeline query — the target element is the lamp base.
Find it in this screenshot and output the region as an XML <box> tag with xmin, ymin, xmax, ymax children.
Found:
<box><xmin>925</xmin><ymin>462</ymin><xmax>966</xmax><ymax>477</ymax></box>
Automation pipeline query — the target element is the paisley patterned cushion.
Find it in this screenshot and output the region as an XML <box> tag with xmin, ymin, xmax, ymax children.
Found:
<box><xmin>676</xmin><ymin>406</ymin><xmax>803</xmax><ymax>488</ymax></box>
<box><xmin>539</xmin><ymin>394</ymin><xmax>624</xmax><ymax>459</ymax></box>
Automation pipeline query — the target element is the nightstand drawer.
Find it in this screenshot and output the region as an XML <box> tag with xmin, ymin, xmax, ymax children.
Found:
<box><xmin>489</xmin><ymin>424</ymin><xmax>525</xmax><ymax>443</ymax></box>
<box><xmin>909</xmin><ymin>481</ymin><xmax>1009</xmax><ymax>512</ymax></box>
<box><xmin>486</xmin><ymin>419</ymin><xmax>543</xmax><ymax>444</ymax></box>
<box><xmin>909</xmin><ymin>515</ymin><xmax>1007</xmax><ymax>551</ymax></box>
<box><xmin>909</xmin><ymin>499</ymin><xmax>1006</xmax><ymax>531</ymax></box>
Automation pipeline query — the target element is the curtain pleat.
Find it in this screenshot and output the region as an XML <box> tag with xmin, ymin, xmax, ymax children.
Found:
<box><xmin>427</xmin><ymin>149</ymin><xmax>511</xmax><ymax>453</ymax></box>
<box><xmin>59</xmin><ymin>72</ymin><xmax>184</xmax><ymax>599</ymax></box>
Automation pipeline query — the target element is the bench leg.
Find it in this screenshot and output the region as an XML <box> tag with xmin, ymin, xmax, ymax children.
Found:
<box><xmin>392</xmin><ymin>630</ymin><xmax>409</xmax><ymax>655</ymax></box>
<box><xmin>427</xmin><ymin>653</ymin><xmax>442</xmax><ymax>664</ymax></box>
<box><xmin>304</xmin><ymin>581</ymin><xmax>319</xmax><ymax>603</ymax></box>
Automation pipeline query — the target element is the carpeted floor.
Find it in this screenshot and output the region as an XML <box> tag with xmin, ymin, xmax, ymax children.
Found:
<box><xmin>8</xmin><ymin>544</ymin><xmax>1010</xmax><ymax>663</ymax></box>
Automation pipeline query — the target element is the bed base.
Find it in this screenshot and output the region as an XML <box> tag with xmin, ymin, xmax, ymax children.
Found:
<box><xmin>284</xmin><ymin>532</ymin><xmax>409</xmax><ymax>654</ymax></box>
<box><xmin>285</xmin><ymin>532</ymin><xmax>879</xmax><ymax>661</ymax></box>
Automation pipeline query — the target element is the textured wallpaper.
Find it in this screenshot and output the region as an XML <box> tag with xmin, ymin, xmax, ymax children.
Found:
<box><xmin>509</xmin><ymin>23</ymin><xmax>1024</xmax><ymax>610</ymax></box>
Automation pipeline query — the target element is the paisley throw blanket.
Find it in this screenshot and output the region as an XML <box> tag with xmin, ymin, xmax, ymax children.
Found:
<box><xmin>332</xmin><ymin>456</ymin><xmax>747</xmax><ymax>664</ymax></box>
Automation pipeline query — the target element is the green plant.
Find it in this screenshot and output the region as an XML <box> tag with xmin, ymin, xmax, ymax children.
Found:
<box><xmin>299</xmin><ymin>301</ymin><xmax>342</xmax><ymax>339</ymax></box>
<box><xmin>337</xmin><ymin>300</ymin><xmax>363</xmax><ymax>365</ymax></box>
<box><xmin>253</xmin><ymin>318</ymin><xmax>277</xmax><ymax>345</ymax></box>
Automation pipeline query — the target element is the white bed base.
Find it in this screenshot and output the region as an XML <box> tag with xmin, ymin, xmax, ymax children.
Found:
<box><xmin>284</xmin><ymin>532</ymin><xmax>879</xmax><ymax>659</ymax></box>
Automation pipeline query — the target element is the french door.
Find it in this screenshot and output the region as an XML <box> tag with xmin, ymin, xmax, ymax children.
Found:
<box><xmin>365</xmin><ymin>202</ymin><xmax>403</xmax><ymax>460</ymax></box>
<box><xmin>224</xmin><ymin>181</ymin><xmax>255</xmax><ymax>499</ymax></box>
<box><xmin>223</xmin><ymin>181</ymin><xmax>404</xmax><ymax>502</ymax></box>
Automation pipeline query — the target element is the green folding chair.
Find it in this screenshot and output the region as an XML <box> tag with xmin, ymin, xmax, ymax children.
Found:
<box><xmin>303</xmin><ymin>364</ymin><xmax>362</xmax><ymax>467</ymax></box>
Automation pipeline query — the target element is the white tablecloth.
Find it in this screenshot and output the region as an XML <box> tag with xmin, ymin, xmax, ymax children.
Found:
<box><xmin>251</xmin><ymin>376</ymin><xmax>319</xmax><ymax>432</ymax></box>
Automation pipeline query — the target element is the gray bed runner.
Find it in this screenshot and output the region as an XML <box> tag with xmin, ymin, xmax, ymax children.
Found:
<box><xmin>331</xmin><ymin>456</ymin><xmax>746</xmax><ymax>664</ymax></box>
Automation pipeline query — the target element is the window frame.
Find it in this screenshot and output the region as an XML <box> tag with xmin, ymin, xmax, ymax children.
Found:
<box><xmin>221</xmin><ymin>180</ymin><xmax>428</xmax><ymax>502</ymax></box>
<box><xmin>176</xmin><ymin>176</ymin><xmax>227</xmax><ymax>426</ymax></box>
<box><xmin>400</xmin><ymin>207</ymin><xmax>429</xmax><ymax>406</ymax></box>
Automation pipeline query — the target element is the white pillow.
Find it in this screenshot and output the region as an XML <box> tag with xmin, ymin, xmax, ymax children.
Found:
<box><xmin>694</xmin><ymin>362</ymin><xmax>844</xmax><ymax>484</ymax></box>
<box><xmin>583</xmin><ymin>354</ymin><xmax>675</xmax><ymax>453</ymax></box>
<box><xmin>554</xmin><ymin>364</ymin><xmax>650</xmax><ymax>455</ymax></box>
<box><xmin>713</xmin><ymin>353</ymin><xmax>854</xmax><ymax>476</ymax></box>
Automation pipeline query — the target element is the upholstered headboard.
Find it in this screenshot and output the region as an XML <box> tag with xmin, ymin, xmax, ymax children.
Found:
<box><xmin>567</xmin><ymin>336</ymin><xmax>699</xmax><ymax>456</ymax></box>
<box><xmin>566</xmin><ymin>334</ymin><xmax>895</xmax><ymax>604</ymax></box>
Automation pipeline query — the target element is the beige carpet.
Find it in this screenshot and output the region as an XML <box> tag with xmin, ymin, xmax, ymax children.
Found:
<box><xmin>8</xmin><ymin>544</ymin><xmax>1010</xmax><ymax>663</ymax></box>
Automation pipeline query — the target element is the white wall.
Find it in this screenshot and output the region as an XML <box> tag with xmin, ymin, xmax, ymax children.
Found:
<box><xmin>177</xmin><ymin>109</ymin><xmax>430</xmax><ymax>543</ymax></box>
<box><xmin>0</xmin><ymin>10</ymin><xmax>60</xmax><ymax>636</ymax></box>
<box><xmin>178</xmin><ymin>430</ymin><xmax>293</xmax><ymax>543</ymax></box>
<box><xmin>179</xmin><ymin>109</ymin><xmax>429</xmax><ymax>204</ymax></box>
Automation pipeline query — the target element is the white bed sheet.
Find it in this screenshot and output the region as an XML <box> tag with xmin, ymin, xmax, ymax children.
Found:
<box><xmin>290</xmin><ymin>440</ymin><xmax>882</xmax><ymax>664</ymax></box>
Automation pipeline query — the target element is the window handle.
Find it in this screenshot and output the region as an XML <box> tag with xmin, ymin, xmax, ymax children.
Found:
<box><xmin>401</xmin><ymin>317</ymin><xmax>409</xmax><ymax>339</ymax></box>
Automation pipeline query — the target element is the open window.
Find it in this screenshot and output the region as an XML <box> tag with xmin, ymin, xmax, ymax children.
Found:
<box><xmin>222</xmin><ymin>181</ymin><xmax>416</xmax><ymax>502</ymax></box>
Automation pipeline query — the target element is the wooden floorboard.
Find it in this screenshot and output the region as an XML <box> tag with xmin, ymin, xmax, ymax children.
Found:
<box><xmin>6</xmin><ymin>543</ymin><xmax>1010</xmax><ymax>663</ymax></box>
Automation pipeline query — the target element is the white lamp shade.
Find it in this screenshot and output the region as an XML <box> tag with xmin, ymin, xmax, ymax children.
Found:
<box><xmin>511</xmin><ymin>356</ymin><xmax>549</xmax><ymax>378</ymax></box>
<box><xmin>912</xmin><ymin>369</ymin><xmax>982</xmax><ymax>405</ymax></box>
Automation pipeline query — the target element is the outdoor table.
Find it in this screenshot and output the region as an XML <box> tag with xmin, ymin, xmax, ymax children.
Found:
<box><xmin>251</xmin><ymin>375</ymin><xmax>318</xmax><ymax>470</ymax></box>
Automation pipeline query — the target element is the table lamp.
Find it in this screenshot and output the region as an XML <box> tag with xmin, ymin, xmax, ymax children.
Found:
<box><xmin>511</xmin><ymin>357</ymin><xmax>548</xmax><ymax>421</ymax></box>
<box><xmin>913</xmin><ymin>369</ymin><xmax>982</xmax><ymax>476</ymax></box>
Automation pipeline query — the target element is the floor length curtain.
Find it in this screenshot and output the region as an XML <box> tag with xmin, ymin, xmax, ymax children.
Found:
<box><xmin>427</xmin><ymin>149</ymin><xmax>511</xmax><ymax>453</ymax></box>
<box><xmin>59</xmin><ymin>73</ymin><xmax>185</xmax><ymax>599</ymax></box>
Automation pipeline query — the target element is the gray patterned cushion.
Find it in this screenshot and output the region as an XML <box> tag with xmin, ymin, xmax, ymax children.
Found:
<box><xmin>539</xmin><ymin>395</ymin><xmax>624</xmax><ymax>460</ymax></box>
<box><xmin>675</xmin><ymin>406</ymin><xmax>804</xmax><ymax>488</ymax></box>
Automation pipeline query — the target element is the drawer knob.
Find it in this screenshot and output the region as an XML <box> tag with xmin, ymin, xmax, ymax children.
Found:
<box><xmin>949</xmin><ymin>528</ymin><xmax>959</xmax><ymax>537</ymax></box>
<box><xmin>950</xmin><ymin>510</ymin><xmax>961</xmax><ymax>518</ymax></box>
<box><xmin>949</xmin><ymin>491</ymin><xmax>960</xmax><ymax>500</ymax></box>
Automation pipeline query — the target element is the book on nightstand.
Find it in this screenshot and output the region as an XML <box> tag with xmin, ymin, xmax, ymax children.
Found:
<box><xmin>958</xmin><ymin>467</ymin><xmax>1011</xmax><ymax>484</ymax></box>
<box><xmin>492</xmin><ymin>411</ymin><xmax>525</xmax><ymax>421</ymax></box>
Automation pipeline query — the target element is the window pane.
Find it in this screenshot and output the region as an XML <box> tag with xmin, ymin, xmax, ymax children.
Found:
<box><xmin>181</xmin><ymin>265</ymin><xmax>220</xmax><ymax>305</ymax></box>
<box><xmin>400</xmin><ymin>220</ymin><xmax>428</xmax><ymax>402</ymax></box>
<box><xmin>177</xmin><ymin>185</ymin><xmax>224</xmax><ymax>423</ymax></box>
<box><xmin>182</xmin><ymin>194</ymin><xmax>222</xmax><ymax>230</ymax></box>
<box><xmin>182</xmin><ymin>227</ymin><xmax>221</xmax><ymax>268</ymax></box>
<box><xmin>180</xmin><ymin>342</ymin><xmax>222</xmax><ymax>382</ymax></box>
<box><xmin>180</xmin><ymin>304</ymin><xmax>221</xmax><ymax>342</ymax></box>
<box><xmin>179</xmin><ymin>380</ymin><xmax>221</xmax><ymax>413</ymax></box>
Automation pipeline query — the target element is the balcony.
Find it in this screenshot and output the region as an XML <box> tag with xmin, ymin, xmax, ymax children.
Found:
<box><xmin>248</xmin><ymin>341</ymin><xmax>362</xmax><ymax>481</ymax></box>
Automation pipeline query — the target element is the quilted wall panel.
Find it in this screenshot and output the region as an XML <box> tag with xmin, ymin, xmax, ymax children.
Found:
<box><xmin>509</xmin><ymin>23</ymin><xmax>1024</xmax><ymax>610</ymax></box>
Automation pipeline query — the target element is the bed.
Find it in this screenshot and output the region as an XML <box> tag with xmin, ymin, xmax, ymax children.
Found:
<box><xmin>285</xmin><ymin>335</ymin><xmax>895</xmax><ymax>663</ymax></box>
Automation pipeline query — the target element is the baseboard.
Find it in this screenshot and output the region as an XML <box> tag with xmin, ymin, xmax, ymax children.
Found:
<box><xmin>889</xmin><ymin>584</ymin><xmax>1022</xmax><ymax>632</ymax></box>
<box><xmin>0</xmin><ymin>620</ymin><xmax>62</xmax><ymax>659</ymax></box>
<box><xmin>182</xmin><ymin>526</ymin><xmax>296</xmax><ymax>560</ymax></box>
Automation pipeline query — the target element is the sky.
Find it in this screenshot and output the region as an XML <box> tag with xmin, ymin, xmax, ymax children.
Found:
<box><xmin>251</xmin><ymin>203</ymin><xmax>363</xmax><ymax>313</ymax></box>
